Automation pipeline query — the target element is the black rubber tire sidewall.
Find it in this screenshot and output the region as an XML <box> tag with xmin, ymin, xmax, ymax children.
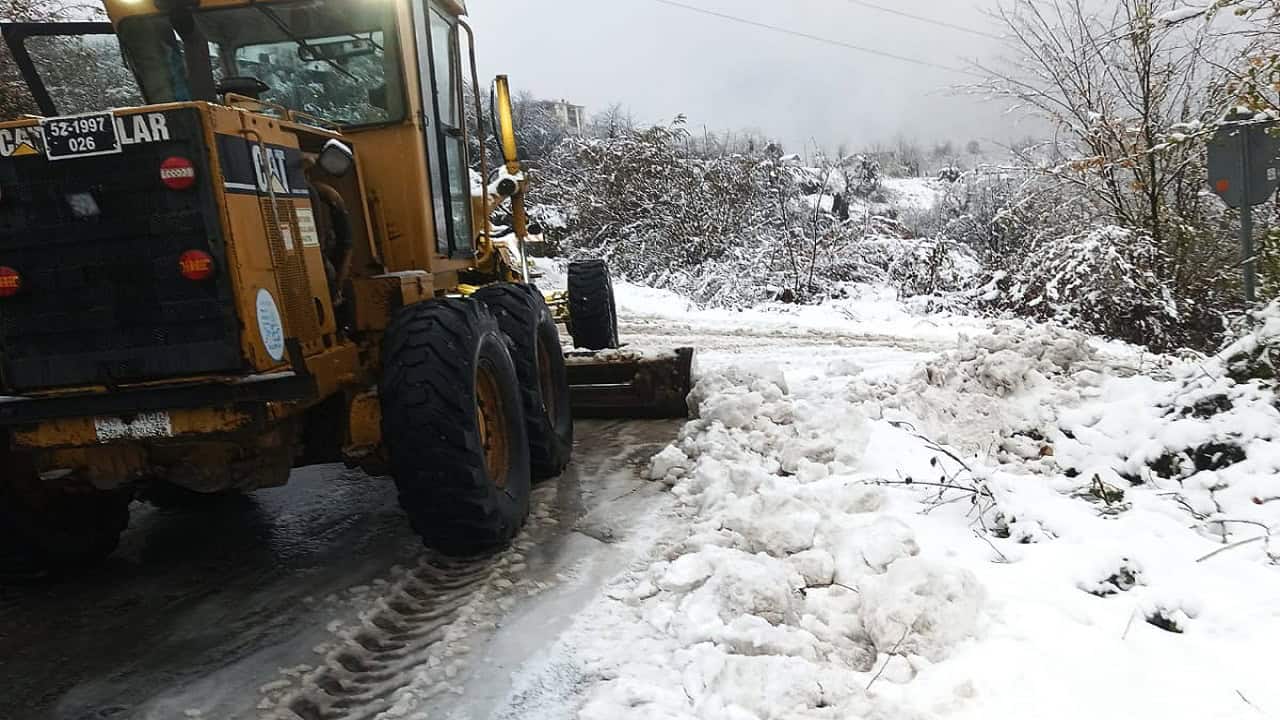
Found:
<box><xmin>568</xmin><ymin>260</ymin><xmax>620</xmax><ymax>350</ymax></box>
<box><xmin>474</xmin><ymin>283</ymin><xmax>574</xmax><ymax>480</ymax></box>
<box><xmin>0</xmin><ymin>457</ymin><xmax>130</xmax><ymax>572</ymax></box>
<box><xmin>380</xmin><ymin>299</ymin><xmax>532</xmax><ymax>556</ymax></box>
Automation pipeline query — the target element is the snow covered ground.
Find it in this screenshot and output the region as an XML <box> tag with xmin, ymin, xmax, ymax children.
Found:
<box><xmin>490</xmin><ymin>264</ymin><xmax>1280</xmax><ymax>720</ymax></box>
<box><xmin>883</xmin><ymin>177</ymin><xmax>943</xmax><ymax>212</ymax></box>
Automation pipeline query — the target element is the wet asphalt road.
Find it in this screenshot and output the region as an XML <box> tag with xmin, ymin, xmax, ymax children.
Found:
<box><xmin>0</xmin><ymin>419</ymin><xmax>680</xmax><ymax>720</ymax></box>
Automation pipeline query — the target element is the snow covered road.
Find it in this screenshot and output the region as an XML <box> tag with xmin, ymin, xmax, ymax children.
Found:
<box><xmin>0</xmin><ymin>420</ymin><xmax>680</xmax><ymax>720</ymax></box>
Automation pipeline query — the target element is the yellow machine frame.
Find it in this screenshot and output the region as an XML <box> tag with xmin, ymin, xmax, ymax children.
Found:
<box><xmin>0</xmin><ymin>0</ymin><xmax>691</xmax><ymax>500</ymax></box>
<box><xmin>0</xmin><ymin>0</ymin><xmax>536</xmax><ymax>484</ymax></box>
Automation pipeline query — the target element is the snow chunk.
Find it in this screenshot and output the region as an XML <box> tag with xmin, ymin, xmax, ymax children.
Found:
<box><xmin>701</xmin><ymin>655</ymin><xmax>830</xmax><ymax>718</ymax></box>
<box><xmin>682</xmin><ymin>550</ymin><xmax>799</xmax><ymax>627</ymax></box>
<box><xmin>649</xmin><ymin>444</ymin><xmax>692</xmax><ymax>484</ymax></box>
<box><xmin>700</xmin><ymin>389</ymin><xmax>765</xmax><ymax>429</ymax></box>
<box><xmin>659</xmin><ymin>553</ymin><xmax>715</xmax><ymax>593</ymax></box>
<box><xmin>924</xmin><ymin>325</ymin><xmax>1097</xmax><ymax>396</ymax></box>
<box><xmin>825</xmin><ymin>357</ymin><xmax>865</xmax><ymax>377</ymax></box>
<box><xmin>787</xmin><ymin>549</ymin><xmax>836</xmax><ymax>587</ymax></box>
<box><xmin>1157</xmin><ymin>5</ymin><xmax>1207</xmax><ymax>25</ymax></box>
<box><xmin>723</xmin><ymin>493</ymin><xmax>821</xmax><ymax>556</ymax></box>
<box><xmin>689</xmin><ymin>363</ymin><xmax>790</xmax><ymax>415</ymax></box>
<box><xmin>859</xmin><ymin>557</ymin><xmax>985</xmax><ymax>661</ymax></box>
<box><xmin>832</xmin><ymin>516</ymin><xmax>921</xmax><ymax>583</ymax></box>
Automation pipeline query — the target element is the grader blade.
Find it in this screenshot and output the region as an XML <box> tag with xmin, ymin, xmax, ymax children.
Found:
<box><xmin>566</xmin><ymin>347</ymin><xmax>695</xmax><ymax>419</ymax></box>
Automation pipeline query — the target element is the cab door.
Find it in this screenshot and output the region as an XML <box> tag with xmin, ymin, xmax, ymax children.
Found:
<box><xmin>411</xmin><ymin>1</ymin><xmax>473</xmax><ymax>258</ymax></box>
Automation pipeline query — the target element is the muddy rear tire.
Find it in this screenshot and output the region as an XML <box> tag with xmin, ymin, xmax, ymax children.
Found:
<box><xmin>0</xmin><ymin>452</ymin><xmax>130</xmax><ymax>573</ymax></box>
<box><xmin>474</xmin><ymin>283</ymin><xmax>574</xmax><ymax>479</ymax></box>
<box><xmin>567</xmin><ymin>260</ymin><xmax>619</xmax><ymax>351</ymax></box>
<box><xmin>380</xmin><ymin>298</ymin><xmax>532</xmax><ymax>555</ymax></box>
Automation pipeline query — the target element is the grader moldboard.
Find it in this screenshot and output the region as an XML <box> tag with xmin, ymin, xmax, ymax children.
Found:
<box><xmin>0</xmin><ymin>0</ymin><xmax>692</xmax><ymax>574</ymax></box>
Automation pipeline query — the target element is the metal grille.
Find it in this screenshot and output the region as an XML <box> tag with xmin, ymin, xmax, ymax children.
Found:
<box><xmin>0</xmin><ymin>109</ymin><xmax>242</xmax><ymax>390</ymax></box>
<box><xmin>260</xmin><ymin>196</ymin><xmax>320</xmax><ymax>345</ymax></box>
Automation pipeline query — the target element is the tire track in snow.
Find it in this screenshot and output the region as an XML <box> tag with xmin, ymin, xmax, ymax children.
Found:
<box><xmin>259</xmin><ymin>492</ymin><xmax>563</xmax><ymax>720</ymax></box>
<box><xmin>275</xmin><ymin>556</ymin><xmax>497</xmax><ymax>720</ymax></box>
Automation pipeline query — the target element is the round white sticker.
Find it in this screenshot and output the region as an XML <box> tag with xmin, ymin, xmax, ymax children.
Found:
<box><xmin>256</xmin><ymin>288</ymin><xmax>286</xmax><ymax>362</ymax></box>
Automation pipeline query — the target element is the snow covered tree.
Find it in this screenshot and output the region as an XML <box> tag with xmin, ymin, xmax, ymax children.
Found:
<box><xmin>534</xmin><ymin>116</ymin><xmax>787</xmax><ymax>301</ymax></box>
<box><xmin>509</xmin><ymin>92</ymin><xmax>568</xmax><ymax>168</ymax></box>
<box><xmin>978</xmin><ymin>0</ymin><xmax>1229</xmax><ymax>253</ymax></box>
<box><xmin>588</xmin><ymin>103</ymin><xmax>634</xmax><ymax>139</ymax></box>
<box><xmin>971</xmin><ymin>0</ymin><xmax>1243</xmax><ymax>347</ymax></box>
<box><xmin>1159</xmin><ymin>1</ymin><xmax>1280</xmax><ymax>112</ymax></box>
<box><xmin>846</xmin><ymin>155</ymin><xmax>882</xmax><ymax>198</ymax></box>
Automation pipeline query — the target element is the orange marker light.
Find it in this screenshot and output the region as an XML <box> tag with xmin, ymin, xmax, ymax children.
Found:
<box><xmin>0</xmin><ymin>266</ymin><xmax>21</xmax><ymax>297</ymax></box>
<box><xmin>179</xmin><ymin>250</ymin><xmax>214</xmax><ymax>281</ymax></box>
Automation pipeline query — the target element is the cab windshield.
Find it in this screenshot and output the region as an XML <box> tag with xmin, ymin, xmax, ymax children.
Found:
<box><xmin>117</xmin><ymin>0</ymin><xmax>404</xmax><ymax>127</ymax></box>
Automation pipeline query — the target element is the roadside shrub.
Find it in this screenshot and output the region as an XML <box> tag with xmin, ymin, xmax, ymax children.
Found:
<box><xmin>978</xmin><ymin>226</ymin><xmax>1211</xmax><ymax>351</ymax></box>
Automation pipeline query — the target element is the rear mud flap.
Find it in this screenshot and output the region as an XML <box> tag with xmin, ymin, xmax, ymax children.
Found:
<box><xmin>566</xmin><ymin>347</ymin><xmax>695</xmax><ymax>419</ymax></box>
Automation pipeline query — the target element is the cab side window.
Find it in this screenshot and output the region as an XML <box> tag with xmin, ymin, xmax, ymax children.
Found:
<box><xmin>424</xmin><ymin>5</ymin><xmax>473</xmax><ymax>256</ymax></box>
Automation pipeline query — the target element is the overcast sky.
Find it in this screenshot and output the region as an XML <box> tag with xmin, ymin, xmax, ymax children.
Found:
<box><xmin>465</xmin><ymin>0</ymin><xmax>1035</xmax><ymax>155</ymax></box>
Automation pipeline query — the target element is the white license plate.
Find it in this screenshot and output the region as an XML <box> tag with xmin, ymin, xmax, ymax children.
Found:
<box><xmin>94</xmin><ymin>411</ymin><xmax>173</xmax><ymax>442</ymax></box>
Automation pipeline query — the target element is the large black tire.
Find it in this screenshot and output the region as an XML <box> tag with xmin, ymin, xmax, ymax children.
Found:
<box><xmin>0</xmin><ymin>452</ymin><xmax>130</xmax><ymax>574</ymax></box>
<box><xmin>475</xmin><ymin>283</ymin><xmax>574</xmax><ymax>479</ymax></box>
<box><xmin>567</xmin><ymin>260</ymin><xmax>619</xmax><ymax>351</ymax></box>
<box><xmin>380</xmin><ymin>298</ymin><xmax>532</xmax><ymax>555</ymax></box>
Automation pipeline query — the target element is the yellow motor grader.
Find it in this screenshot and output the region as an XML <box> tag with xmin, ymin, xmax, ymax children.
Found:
<box><xmin>0</xmin><ymin>0</ymin><xmax>692</xmax><ymax>572</ymax></box>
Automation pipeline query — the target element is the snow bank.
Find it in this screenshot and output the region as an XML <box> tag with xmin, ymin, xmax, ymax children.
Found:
<box><xmin>509</xmin><ymin>308</ymin><xmax>1280</xmax><ymax>719</ymax></box>
<box><xmin>849</xmin><ymin>323</ymin><xmax>1106</xmax><ymax>453</ymax></box>
<box><xmin>567</xmin><ymin>360</ymin><xmax>994</xmax><ymax>717</ymax></box>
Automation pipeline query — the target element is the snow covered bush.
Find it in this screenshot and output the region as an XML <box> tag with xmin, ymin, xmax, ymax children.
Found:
<box><xmin>530</xmin><ymin>119</ymin><xmax>965</xmax><ymax>309</ymax></box>
<box><xmin>1222</xmin><ymin>300</ymin><xmax>1280</xmax><ymax>383</ymax></box>
<box><xmin>980</xmin><ymin>226</ymin><xmax>1215</xmax><ymax>352</ymax></box>
<box><xmin>888</xmin><ymin>235</ymin><xmax>980</xmax><ymax>300</ymax></box>
<box><xmin>931</xmin><ymin>170</ymin><xmax>1058</xmax><ymax>265</ymax></box>
<box><xmin>532</xmin><ymin>119</ymin><xmax>786</xmax><ymax>307</ymax></box>
<box><xmin>1043</xmin><ymin>303</ymin><xmax>1280</xmax><ymax>565</ymax></box>
<box><xmin>511</xmin><ymin>70</ymin><xmax>1244</xmax><ymax>347</ymax></box>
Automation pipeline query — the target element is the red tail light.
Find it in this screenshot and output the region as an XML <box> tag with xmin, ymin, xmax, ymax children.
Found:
<box><xmin>0</xmin><ymin>266</ymin><xmax>21</xmax><ymax>297</ymax></box>
<box><xmin>179</xmin><ymin>250</ymin><xmax>214</xmax><ymax>281</ymax></box>
<box><xmin>160</xmin><ymin>156</ymin><xmax>197</xmax><ymax>191</ymax></box>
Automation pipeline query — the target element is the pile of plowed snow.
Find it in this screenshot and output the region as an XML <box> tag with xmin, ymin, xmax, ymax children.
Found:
<box><xmin>503</xmin><ymin>308</ymin><xmax>1280</xmax><ymax>720</ymax></box>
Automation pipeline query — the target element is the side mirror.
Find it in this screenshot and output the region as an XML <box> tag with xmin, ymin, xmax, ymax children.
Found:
<box><xmin>318</xmin><ymin>139</ymin><xmax>354</xmax><ymax>177</ymax></box>
<box><xmin>492</xmin><ymin>76</ymin><xmax>520</xmax><ymax>172</ymax></box>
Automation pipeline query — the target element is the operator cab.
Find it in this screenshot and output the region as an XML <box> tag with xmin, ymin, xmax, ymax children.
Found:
<box><xmin>3</xmin><ymin>0</ymin><xmax>482</xmax><ymax>262</ymax></box>
<box><xmin>115</xmin><ymin>1</ymin><xmax>406</xmax><ymax>127</ymax></box>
